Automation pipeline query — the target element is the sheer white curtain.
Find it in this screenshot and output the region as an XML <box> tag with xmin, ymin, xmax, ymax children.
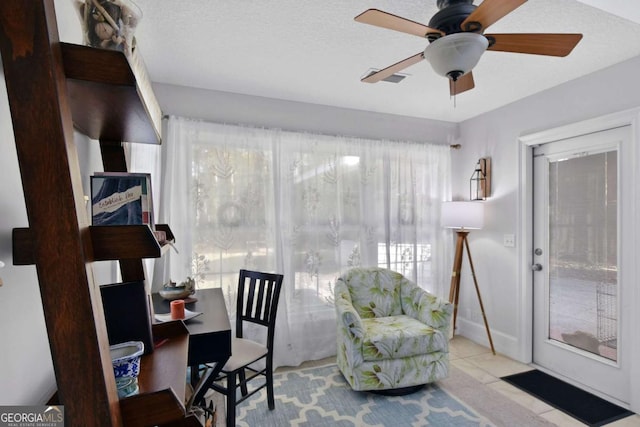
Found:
<box><xmin>159</xmin><ymin>115</ymin><xmax>452</xmax><ymax>367</ymax></box>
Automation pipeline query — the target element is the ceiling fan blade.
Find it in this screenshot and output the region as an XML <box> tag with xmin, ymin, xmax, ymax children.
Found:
<box><xmin>487</xmin><ymin>33</ymin><xmax>583</xmax><ymax>57</ymax></box>
<box><xmin>361</xmin><ymin>52</ymin><xmax>424</xmax><ymax>83</ymax></box>
<box><xmin>449</xmin><ymin>72</ymin><xmax>475</xmax><ymax>96</ymax></box>
<box><xmin>461</xmin><ymin>0</ymin><xmax>527</xmax><ymax>32</ymax></box>
<box><xmin>355</xmin><ymin>9</ymin><xmax>443</xmax><ymax>38</ymax></box>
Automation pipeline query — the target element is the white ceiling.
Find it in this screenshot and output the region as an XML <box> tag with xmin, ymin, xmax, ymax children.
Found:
<box><xmin>59</xmin><ymin>0</ymin><xmax>640</xmax><ymax>123</ymax></box>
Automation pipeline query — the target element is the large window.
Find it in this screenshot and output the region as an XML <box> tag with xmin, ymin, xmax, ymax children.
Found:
<box><xmin>161</xmin><ymin>117</ymin><xmax>451</xmax><ymax>366</ymax></box>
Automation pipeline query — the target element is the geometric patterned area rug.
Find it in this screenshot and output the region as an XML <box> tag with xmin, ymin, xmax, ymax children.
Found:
<box><xmin>235</xmin><ymin>364</ymin><xmax>551</xmax><ymax>427</ymax></box>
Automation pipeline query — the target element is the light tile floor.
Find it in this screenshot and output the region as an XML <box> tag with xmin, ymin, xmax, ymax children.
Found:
<box><xmin>447</xmin><ymin>336</ymin><xmax>640</xmax><ymax>427</ymax></box>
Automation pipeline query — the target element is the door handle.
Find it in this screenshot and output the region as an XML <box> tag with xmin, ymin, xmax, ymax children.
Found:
<box><xmin>531</xmin><ymin>263</ymin><xmax>543</xmax><ymax>271</ymax></box>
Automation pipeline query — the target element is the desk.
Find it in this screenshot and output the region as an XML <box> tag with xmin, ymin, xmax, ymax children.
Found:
<box><xmin>152</xmin><ymin>288</ymin><xmax>231</xmax><ymax>405</ymax></box>
<box><xmin>153</xmin><ymin>288</ymin><xmax>232</xmax><ymax>367</ymax></box>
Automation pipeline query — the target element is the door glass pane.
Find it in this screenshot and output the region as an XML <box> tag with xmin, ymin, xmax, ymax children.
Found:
<box><xmin>548</xmin><ymin>151</ymin><xmax>617</xmax><ymax>361</ymax></box>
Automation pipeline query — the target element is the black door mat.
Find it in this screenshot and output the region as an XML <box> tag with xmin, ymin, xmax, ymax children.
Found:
<box><xmin>501</xmin><ymin>369</ymin><xmax>634</xmax><ymax>427</ymax></box>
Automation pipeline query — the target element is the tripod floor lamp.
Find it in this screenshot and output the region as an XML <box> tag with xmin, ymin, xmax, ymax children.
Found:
<box><xmin>442</xmin><ymin>201</ymin><xmax>495</xmax><ymax>355</ymax></box>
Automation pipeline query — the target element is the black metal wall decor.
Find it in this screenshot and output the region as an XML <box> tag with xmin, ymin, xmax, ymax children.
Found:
<box><xmin>470</xmin><ymin>157</ymin><xmax>491</xmax><ymax>200</ymax></box>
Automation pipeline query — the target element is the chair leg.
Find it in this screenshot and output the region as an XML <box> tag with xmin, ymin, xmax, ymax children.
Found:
<box><xmin>226</xmin><ymin>371</ymin><xmax>237</xmax><ymax>427</ymax></box>
<box><xmin>266</xmin><ymin>360</ymin><xmax>275</xmax><ymax>410</ymax></box>
<box><xmin>239</xmin><ymin>368</ymin><xmax>248</xmax><ymax>396</ymax></box>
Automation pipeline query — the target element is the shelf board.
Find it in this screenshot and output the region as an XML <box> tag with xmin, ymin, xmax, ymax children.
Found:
<box><xmin>155</xmin><ymin>223</ymin><xmax>176</xmax><ymax>243</ymax></box>
<box><xmin>119</xmin><ymin>321</ymin><xmax>190</xmax><ymax>426</ymax></box>
<box><xmin>141</xmin><ymin>321</ymin><xmax>189</xmax><ymax>397</ymax></box>
<box><xmin>60</xmin><ymin>43</ymin><xmax>162</xmax><ymax>145</ymax></box>
<box><xmin>90</xmin><ymin>225</ymin><xmax>164</xmax><ymax>260</ymax></box>
<box><xmin>11</xmin><ymin>228</ymin><xmax>35</xmax><ymax>266</ymax></box>
<box><xmin>12</xmin><ymin>224</ymin><xmax>175</xmax><ymax>265</ymax></box>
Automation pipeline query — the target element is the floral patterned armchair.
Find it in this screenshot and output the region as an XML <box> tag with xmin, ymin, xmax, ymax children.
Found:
<box><xmin>335</xmin><ymin>267</ymin><xmax>453</xmax><ymax>392</ymax></box>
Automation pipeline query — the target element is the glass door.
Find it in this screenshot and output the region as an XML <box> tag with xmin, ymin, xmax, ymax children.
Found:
<box><xmin>532</xmin><ymin>126</ymin><xmax>630</xmax><ymax>404</ymax></box>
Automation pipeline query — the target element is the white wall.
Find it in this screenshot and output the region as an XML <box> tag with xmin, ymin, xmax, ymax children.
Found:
<box><xmin>452</xmin><ymin>54</ymin><xmax>640</xmax><ymax>403</ymax></box>
<box><xmin>154</xmin><ymin>83</ymin><xmax>459</xmax><ymax>144</ymax></box>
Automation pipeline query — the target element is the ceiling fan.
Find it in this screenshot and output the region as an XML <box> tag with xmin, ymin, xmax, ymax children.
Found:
<box><xmin>356</xmin><ymin>0</ymin><xmax>583</xmax><ymax>95</ymax></box>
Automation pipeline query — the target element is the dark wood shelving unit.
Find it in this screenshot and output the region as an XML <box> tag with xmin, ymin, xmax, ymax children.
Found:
<box><xmin>119</xmin><ymin>322</ymin><xmax>198</xmax><ymax>427</ymax></box>
<box><xmin>13</xmin><ymin>224</ymin><xmax>175</xmax><ymax>264</ymax></box>
<box><xmin>89</xmin><ymin>224</ymin><xmax>175</xmax><ymax>260</ymax></box>
<box><xmin>0</xmin><ymin>1</ymin><xmax>197</xmax><ymax>425</ymax></box>
<box><xmin>61</xmin><ymin>42</ymin><xmax>162</xmax><ymax>145</ymax></box>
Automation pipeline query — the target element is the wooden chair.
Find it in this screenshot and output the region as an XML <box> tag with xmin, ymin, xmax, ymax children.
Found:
<box><xmin>205</xmin><ymin>269</ymin><xmax>284</xmax><ymax>427</ymax></box>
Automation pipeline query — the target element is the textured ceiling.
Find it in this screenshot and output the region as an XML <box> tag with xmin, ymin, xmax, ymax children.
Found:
<box><xmin>57</xmin><ymin>0</ymin><xmax>640</xmax><ymax>123</ymax></box>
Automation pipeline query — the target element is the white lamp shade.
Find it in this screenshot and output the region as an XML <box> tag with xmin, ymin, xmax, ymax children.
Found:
<box><xmin>441</xmin><ymin>201</ymin><xmax>484</xmax><ymax>229</ymax></box>
<box><xmin>424</xmin><ymin>33</ymin><xmax>488</xmax><ymax>78</ymax></box>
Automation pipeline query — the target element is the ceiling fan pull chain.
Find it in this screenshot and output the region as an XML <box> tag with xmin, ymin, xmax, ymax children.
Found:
<box><xmin>452</xmin><ymin>80</ymin><xmax>457</xmax><ymax>108</ymax></box>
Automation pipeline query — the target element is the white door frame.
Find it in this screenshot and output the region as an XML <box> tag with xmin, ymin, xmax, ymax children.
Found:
<box><xmin>517</xmin><ymin>107</ymin><xmax>640</xmax><ymax>412</ymax></box>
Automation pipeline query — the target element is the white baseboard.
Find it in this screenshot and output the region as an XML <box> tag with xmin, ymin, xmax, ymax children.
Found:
<box><xmin>455</xmin><ymin>317</ymin><xmax>526</xmax><ymax>363</ymax></box>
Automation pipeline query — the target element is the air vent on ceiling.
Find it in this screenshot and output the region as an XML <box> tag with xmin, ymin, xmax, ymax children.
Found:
<box><xmin>363</xmin><ymin>69</ymin><xmax>409</xmax><ymax>83</ymax></box>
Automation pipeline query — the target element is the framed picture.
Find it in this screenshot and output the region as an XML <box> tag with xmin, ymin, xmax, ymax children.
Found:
<box><xmin>91</xmin><ymin>172</ymin><xmax>154</xmax><ymax>227</ymax></box>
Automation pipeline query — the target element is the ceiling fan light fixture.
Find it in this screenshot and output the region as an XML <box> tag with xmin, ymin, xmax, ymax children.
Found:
<box><xmin>424</xmin><ymin>33</ymin><xmax>488</xmax><ymax>80</ymax></box>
